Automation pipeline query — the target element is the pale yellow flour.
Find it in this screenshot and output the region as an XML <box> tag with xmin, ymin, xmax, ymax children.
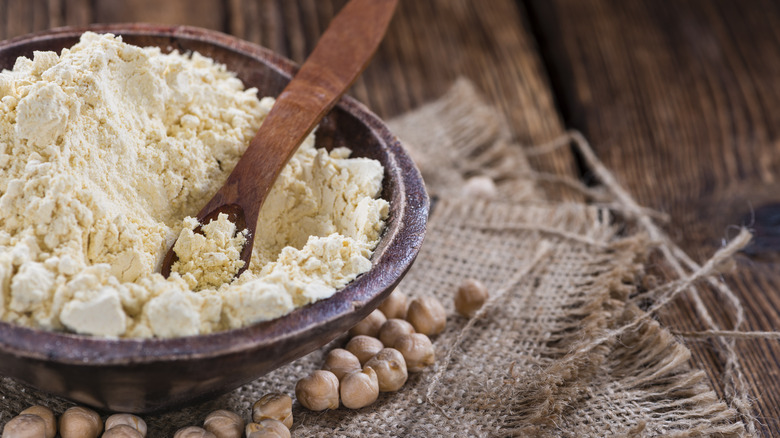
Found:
<box><xmin>171</xmin><ymin>213</ymin><xmax>248</xmax><ymax>292</ymax></box>
<box><xmin>0</xmin><ymin>32</ymin><xmax>389</xmax><ymax>338</ymax></box>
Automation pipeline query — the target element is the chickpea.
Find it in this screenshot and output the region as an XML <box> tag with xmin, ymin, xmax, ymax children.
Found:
<box><xmin>406</xmin><ymin>296</ymin><xmax>447</xmax><ymax>336</ymax></box>
<box><xmin>2</xmin><ymin>414</ymin><xmax>48</xmax><ymax>438</ymax></box>
<box><xmin>59</xmin><ymin>406</ymin><xmax>103</xmax><ymax>438</ymax></box>
<box><xmin>173</xmin><ymin>426</ymin><xmax>216</xmax><ymax>438</ymax></box>
<box><xmin>364</xmin><ymin>348</ymin><xmax>408</xmax><ymax>392</ymax></box>
<box><xmin>346</xmin><ymin>335</ymin><xmax>384</xmax><ymax>365</ymax></box>
<box><xmin>348</xmin><ymin>309</ymin><xmax>387</xmax><ymax>338</ymax></box>
<box><xmin>105</xmin><ymin>414</ymin><xmax>147</xmax><ymax>437</ymax></box>
<box><xmin>378</xmin><ymin>289</ymin><xmax>408</xmax><ymax>319</ymax></box>
<box><xmin>245</xmin><ymin>420</ymin><xmax>290</xmax><ymax>438</ymax></box>
<box><xmin>19</xmin><ymin>405</ymin><xmax>56</xmax><ymax>438</ymax></box>
<box><xmin>378</xmin><ymin>318</ymin><xmax>415</xmax><ymax>348</ymax></box>
<box><xmin>340</xmin><ymin>367</ymin><xmax>379</xmax><ymax>409</ymax></box>
<box><xmin>102</xmin><ymin>424</ymin><xmax>143</xmax><ymax>438</ymax></box>
<box><xmin>455</xmin><ymin>279</ymin><xmax>489</xmax><ymax>318</ymax></box>
<box><xmin>252</xmin><ymin>393</ymin><xmax>292</xmax><ymax>429</ymax></box>
<box><xmin>295</xmin><ymin>370</ymin><xmax>340</xmax><ymax>411</ymax></box>
<box><xmin>395</xmin><ymin>333</ymin><xmax>435</xmax><ymax>372</ymax></box>
<box><xmin>462</xmin><ymin>175</ymin><xmax>498</xmax><ymax>199</ymax></box>
<box><xmin>322</xmin><ymin>348</ymin><xmax>361</xmax><ymax>380</ymax></box>
<box><xmin>203</xmin><ymin>409</ymin><xmax>244</xmax><ymax>438</ymax></box>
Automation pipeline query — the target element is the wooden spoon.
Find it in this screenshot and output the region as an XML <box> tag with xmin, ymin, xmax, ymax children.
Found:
<box><xmin>160</xmin><ymin>0</ymin><xmax>399</xmax><ymax>278</ymax></box>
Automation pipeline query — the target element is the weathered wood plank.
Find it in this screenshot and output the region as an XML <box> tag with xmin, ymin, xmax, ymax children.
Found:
<box><xmin>527</xmin><ymin>0</ymin><xmax>780</xmax><ymax>434</ymax></box>
<box><xmin>93</xmin><ymin>0</ymin><xmax>224</xmax><ymax>31</ymax></box>
<box><xmin>61</xmin><ymin>0</ymin><xmax>91</xmax><ymax>29</ymax></box>
<box><xmin>3</xmin><ymin>0</ymin><xmax>51</xmax><ymax>39</ymax></box>
<box><xmin>2</xmin><ymin>0</ymin><xmax>91</xmax><ymax>39</ymax></box>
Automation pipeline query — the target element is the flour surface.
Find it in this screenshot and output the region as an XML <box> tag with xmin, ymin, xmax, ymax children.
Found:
<box><xmin>0</xmin><ymin>33</ymin><xmax>388</xmax><ymax>337</ymax></box>
<box><xmin>171</xmin><ymin>213</ymin><xmax>247</xmax><ymax>292</ymax></box>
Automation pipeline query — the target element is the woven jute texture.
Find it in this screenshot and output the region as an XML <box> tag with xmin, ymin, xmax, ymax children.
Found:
<box><xmin>0</xmin><ymin>80</ymin><xmax>749</xmax><ymax>437</ymax></box>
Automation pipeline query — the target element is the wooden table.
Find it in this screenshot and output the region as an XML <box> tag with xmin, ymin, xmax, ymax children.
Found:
<box><xmin>3</xmin><ymin>0</ymin><xmax>779</xmax><ymax>435</ymax></box>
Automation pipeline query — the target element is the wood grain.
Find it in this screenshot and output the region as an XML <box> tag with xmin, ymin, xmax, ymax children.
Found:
<box><xmin>0</xmin><ymin>0</ymin><xmax>92</xmax><ymax>39</ymax></box>
<box><xmin>58</xmin><ymin>0</ymin><xmax>91</xmax><ymax>29</ymax></box>
<box><xmin>2</xmin><ymin>0</ymin><xmax>50</xmax><ymax>39</ymax></box>
<box><xmin>93</xmin><ymin>0</ymin><xmax>224</xmax><ymax>30</ymax></box>
<box><xmin>527</xmin><ymin>0</ymin><xmax>780</xmax><ymax>434</ymax></box>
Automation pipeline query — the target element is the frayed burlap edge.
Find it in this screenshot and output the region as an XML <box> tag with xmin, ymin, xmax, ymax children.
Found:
<box><xmin>392</xmin><ymin>79</ymin><xmax>754</xmax><ymax>436</ymax></box>
<box><xmin>530</xmin><ymin>130</ymin><xmax>757</xmax><ymax>437</ymax></box>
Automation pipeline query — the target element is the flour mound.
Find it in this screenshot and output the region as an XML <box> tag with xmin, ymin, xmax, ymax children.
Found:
<box><xmin>0</xmin><ymin>32</ymin><xmax>388</xmax><ymax>338</ymax></box>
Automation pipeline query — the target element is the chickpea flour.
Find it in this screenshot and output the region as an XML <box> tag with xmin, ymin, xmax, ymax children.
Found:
<box><xmin>0</xmin><ymin>33</ymin><xmax>388</xmax><ymax>338</ymax></box>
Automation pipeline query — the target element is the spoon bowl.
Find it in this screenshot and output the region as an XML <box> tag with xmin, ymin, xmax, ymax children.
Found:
<box><xmin>0</xmin><ymin>23</ymin><xmax>428</xmax><ymax>413</ymax></box>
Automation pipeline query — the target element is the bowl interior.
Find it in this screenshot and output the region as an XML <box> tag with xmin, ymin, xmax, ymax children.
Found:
<box><xmin>0</xmin><ymin>24</ymin><xmax>428</xmax><ymax>412</ymax></box>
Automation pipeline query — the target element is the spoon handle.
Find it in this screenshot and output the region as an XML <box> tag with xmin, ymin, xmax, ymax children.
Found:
<box><xmin>196</xmin><ymin>0</ymin><xmax>399</xmax><ymax>229</ymax></box>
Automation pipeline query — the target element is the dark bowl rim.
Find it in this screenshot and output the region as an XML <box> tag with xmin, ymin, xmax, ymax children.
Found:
<box><xmin>0</xmin><ymin>24</ymin><xmax>428</xmax><ymax>365</ymax></box>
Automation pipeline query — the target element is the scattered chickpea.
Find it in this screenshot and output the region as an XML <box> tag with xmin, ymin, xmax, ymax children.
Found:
<box><xmin>19</xmin><ymin>405</ymin><xmax>56</xmax><ymax>438</ymax></box>
<box><xmin>59</xmin><ymin>406</ymin><xmax>103</xmax><ymax>438</ymax></box>
<box><xmin>348</xmin><ymin>309</ymin><xmax>387</xmax><ymax>338</ymax></box>
<box><xmin>33</xmin><ymin>299</ymin><xmax>447</xmax><ymax>438</ymax></box>
<box><xmin>105</xmin><ymin>414</ymin><xmax>147</xmax><ymax>437</ymax></box>
<box><xmin>454</xmin><ymin>279</ymin><xmax>489</xmax><ymax>318</ymax></box>
<box><xmin>245</xmin><ymin>419</ymin><xmax>290</xmax><ymax>438</ymax></box>
<box><xmin>395</xmin><ymin>333</ymin><xmax>435</xmax><ymax>372</ymax></box>
<box><xmin>346</xmin><ymin>335</ymin><xmax>384</xmax><ymax>365</ymax></box>
<box><xmin>378</xmin><ymin>318</ymin><xmax>415</xmax><ymax>348</ymax></box>
<box><xmin>340</xmin><ymin>367</ymin><xmax>379</xmax><ymax>409</ymax></box>
<box><xmin>245</xmin><ymin>422</ymin><xmax>260</xmax><ymax>435</ymax></box>
<box><xmin>322</xmin><ymin>348</ymin><xmax>361</xmax><ymax>380</ymax></box>
<box><xmin>252</xmin><ymin>393</ymin><xmax>292</xmax><ymax>429</ymax></box>
<box><xmin>295</xmin><ymin>370</ymin><xmax>340</xmax><ymax>411</ymax></box>
<box><xmin>378</xmin><ymin>289</ymin><xmax>408</xmax><ymax>319</ymax></box>
<box><xmin>2</xmin><ymin>413</ymin><xmax>48</xmax><ymax>438</ymax></box>
<box><xmin>102</xmin><ymin>424</ymin><xmax>143</xmax><ymax>438</ymax></box>
<box><xmin>462</xmin><ymin>175</ymin><xmax>498</xmax><ymax>199</ymax></box>
<box><xmin>203</xmin><ymin>409</ymin><xmax>244</xmax><ymax>438</ymax></box>
<box><xmin>364</xmin><ymin>348</ymin><xmax>408</xmax><ymax>392</ymax></box>
<box><xmin>173</xmin><ymin>426</ymin><xmax>216</xmax><ymax>438</ymax></box>
<box><xmin>406</xmin><ymin>296</ymin><xmax>447</xmax><ymax>336</ymax></box>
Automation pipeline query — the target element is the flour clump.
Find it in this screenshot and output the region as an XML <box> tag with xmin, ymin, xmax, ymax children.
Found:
<box><xmin>171</xmin><ymin>214</ymin><xmax>248</xmax><ymax>291</ymax></box>
<box><xmin>0</xmin><ymin>33</ymin><xmax>389</xmax><ymax>337</ymax></box>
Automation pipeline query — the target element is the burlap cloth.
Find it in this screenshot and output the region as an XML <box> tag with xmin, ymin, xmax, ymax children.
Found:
<box><xmin>0</xmin><ymin>80</ymin><xmax>753</xmax><ymax>437</ymax></box>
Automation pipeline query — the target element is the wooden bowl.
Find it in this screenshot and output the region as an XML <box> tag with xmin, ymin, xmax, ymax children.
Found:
<box><xmin>0</xmin><ymin>24</ymin><xmax>428</xmax><ymax>413</ymax></box>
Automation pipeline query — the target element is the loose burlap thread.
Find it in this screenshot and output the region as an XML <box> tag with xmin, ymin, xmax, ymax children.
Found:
<box><xmin>0</xmin><ymin>79</ymin><xmax>754</xmax><ymax>436</ymax></box>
